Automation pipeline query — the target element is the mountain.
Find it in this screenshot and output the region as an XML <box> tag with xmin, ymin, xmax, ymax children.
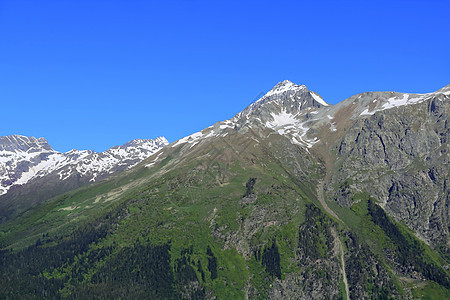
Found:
<box><xmin>0</xmin><ymin>135</ymin><xmax>168</xmax><ymax>222</ymax></box>
<box><xmin>0</xmin><ymin>81</ymin><xmax>448</xmax><ymax>299</ymax></box>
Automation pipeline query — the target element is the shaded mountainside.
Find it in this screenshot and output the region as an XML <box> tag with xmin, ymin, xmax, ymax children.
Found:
<box><xmin>0</xmin><ymin>81</ymin><xmax>449</xmax><ymax>299</ymax></box>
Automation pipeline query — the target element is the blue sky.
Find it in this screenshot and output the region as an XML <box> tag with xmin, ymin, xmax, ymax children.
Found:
<box><xmin>1</xmin><ymin>0</ymin><xmax>449</xmax><ymax>152</ymax></box>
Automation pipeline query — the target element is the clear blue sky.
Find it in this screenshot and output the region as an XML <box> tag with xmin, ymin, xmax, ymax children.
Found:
<box><xmin>1</xmin><ymin>0</ymin><xmax>449</xmax><ymax>152</ymax></box>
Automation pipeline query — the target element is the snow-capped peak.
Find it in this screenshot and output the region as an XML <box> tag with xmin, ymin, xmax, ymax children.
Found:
<box><xmin>258</xmin><ymin>80</ymin><xmax>328</xmax><ymax>106</ymax></box>
<box><xmin>0</xmin><ymin>135</ymin><xmax>53</xmax><ymax>152</ymax></box>
<box><xmin>263</xmin><ymin>80</ymin><xmax>306</xmax><ymax>98</ymax></box>
<box><xmin>234</xmin><ymin>80</ymin><xmax>328</xmax><ymax>121</ymax></box>
<box><xmin>170</xmin><ymin>81</ymin><xmax>327</xmax><ymax>151</ymax></box>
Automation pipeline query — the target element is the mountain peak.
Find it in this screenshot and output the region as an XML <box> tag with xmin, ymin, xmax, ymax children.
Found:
<box><xmin>120</xmin><ymin>137</ymin><xmax>169</xmax><ymax>149</ymax></box>
<box><xmin>263</xmin><ymin>80</ymin><xmax>307</xmax><ymax>99</ymax></box>
<box><xmin>234</xmin><ymin>80</ymin><xmax>328</xmax><ymax>121</ymax></box>
<box><xmin>276</xmin><ymin>79</ymin><xmax>296</xmax><ymax>87</ymax></box>
<box><xmin>0</xmin><ymin>135</ymin><xmax>53</xmax><ymax>152</ymax></box>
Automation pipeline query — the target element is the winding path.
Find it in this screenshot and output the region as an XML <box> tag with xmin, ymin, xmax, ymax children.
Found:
<box><xmin>317</xmin><ymin>181</ymin><xmax>349</xmax><ymax>300</ymax></box>
<box><xmin>337</xmin><ymin>235</ymin><xmax>350</xmax><ymax>300</ymax></box>
<box><xmin>317</xmin><ymin>181</ymin><xmax>342</xmax><ymax>223</ymax></box>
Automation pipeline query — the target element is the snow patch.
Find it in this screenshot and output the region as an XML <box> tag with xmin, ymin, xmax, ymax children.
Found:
<box><xmin>266</xmin><ymin>110</ymin><xmax>299</xmax><ymax>128</ymax></box>
<box><xmin>360</xmin><ymin>108</ymin><xmax>375</xmax><ymax>116</ymax></box>
<box><xmin>310</xmin><ymin>92</ymin><xmax>329</xmax><ymax>106</ymax></box>
<box><xmin>145</xmin><ymin>152</ymin><xmax>164</xmax><ymax>167</ymax></box>
<box><xmin>360</xmin><ymin>93</ymin><xmax>431</xmax><ymax>116</ymax></box>
<box><xmin>330</xmin><ymin>123</ymin><xmax>337</xmax><ymax>132</ymax></box>
<box><xmin>172</xmin><ymin>131</ymin><xmax>205</xmax><ymax>147</ymax></box>
<box><xmin>58</xmin><ymin>168</ymin><xmax>73</xmax><ymax>180</ymax></box>
<box><xmin>265</xmin><ymin>109</ymin><xmax>320</xmax><ymax>148</ymax></box>
<box><xmin>382</xmin><ymin>94</ymin><xmax>424</xmax><ymax>109</ymax></box>
<box><xmin>171</xmin><ymin>120</ymin><xmax>236</xmax><ymax>148</ymax></box>
<box><xmin>14</xmin><ymin>153</ymin><xmax>66</xmax><ymax>185</ymax></box>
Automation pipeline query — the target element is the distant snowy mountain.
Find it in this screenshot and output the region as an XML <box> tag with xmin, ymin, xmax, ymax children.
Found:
<box><xmin>0</xmin><ymin>135</ymin><xmax>168</xmax><ymax>196</ymax></box>
<box><xmin>0</xmin><ymin>135</ymin><xmax>168</xmax><ymax>222</ymax></box>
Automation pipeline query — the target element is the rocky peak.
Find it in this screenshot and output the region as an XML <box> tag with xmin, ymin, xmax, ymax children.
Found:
<box><xmin>121</xmin><ymin>137</ymin><xmax>169</xmax><ymax>149</ymax></box>
<box><xmin>264</xmin><ymin>80</ymin><xmax>306</xmax><ymax>97</ymax></box>
<box><xmin>0</xmin><ymin>135</ymin><xmax>53</xmax><ymax>152</ymax></box>
<box><xmin>171</xmin><ymin>80</ymin><xmax>332</xmax><ymax>150</ymax></box>
<box><xmin>234</xmin><ymin>80</ymin><xmax>328</xmax><ymax>122</ymax></box>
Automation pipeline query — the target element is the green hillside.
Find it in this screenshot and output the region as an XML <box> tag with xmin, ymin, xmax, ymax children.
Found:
<box><xmin>1</xmin><ymin>130</ymin><xmax>448</xmax><ymax>299</ymax></box>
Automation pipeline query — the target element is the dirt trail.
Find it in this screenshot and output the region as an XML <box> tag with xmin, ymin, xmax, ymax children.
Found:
<box><xmin>338</xmin><ymin>236</ymin><xmax>350</xmax><ymax>300</ymax></box>
<box><xmin>318</xmin><ymin>181</ymin><xmax>349</xmax><ymax>299</ymax></box>
<box><xmin>317</xmin><ymin>181</ymin><xmax>342</xmax><ymax>223</ymax></box>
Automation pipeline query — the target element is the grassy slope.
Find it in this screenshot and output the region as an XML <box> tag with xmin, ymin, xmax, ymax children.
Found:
<box><xmin>0</xmin><ymin>133</ymin><xmax>320</xmax><ymax>298</ymax></box>
<box><xmin>1</xmin><ymin>130</ymin><xmax>448</xmax><ymax>298</ymax></box>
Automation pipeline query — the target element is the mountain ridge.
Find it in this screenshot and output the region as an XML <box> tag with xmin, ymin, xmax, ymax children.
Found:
<box><xmin>0</xmin><ymin>135</ymin><xmax>168</xmax><ymax>222</ymax></box>
<box><xmin>0</xmin><ymin>135</ymin><xmax>53</xmax><ymax>152</ymax></box>
<box><xmin>165</xmin><ymin>81</ymin><xmax>448</xmax><ymax>152</ymax></box>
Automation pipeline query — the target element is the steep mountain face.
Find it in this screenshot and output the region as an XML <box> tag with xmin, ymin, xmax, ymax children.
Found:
<box><xmin>0</xmin><ymin>135</ymin><xmax>168</xmax><ymax>222</ymax></box>
<box><xmin>327</xmin><ymin>90</ymin><xmax>449</xmax><ymax>247</ymax></box>
<box><xmin>0</xmin><ymin>81</ymin><xmax>448</xmax><ymax>299</ymax></box>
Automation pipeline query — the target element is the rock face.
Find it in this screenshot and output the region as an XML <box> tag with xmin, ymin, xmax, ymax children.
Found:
<box><xmin>0</xmin><ymin>135</ymin><xmax>168</xmax><ymax>222</ymax></box>
<box><xmin>328</xmin><ymin>89</ymin><xmax>449</xmax><ymax>247</ymax></box>
<box><xmin>0</xmin><ymin>135</ymin><xmax>53</xmax><ymax>152</ymax></box>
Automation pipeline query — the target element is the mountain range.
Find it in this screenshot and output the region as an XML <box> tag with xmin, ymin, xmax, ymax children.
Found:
<box><xmin>0</xmin><ymin>80</ymin><xmax>449</xmax><ymax>299</ymax></box>
<box><xmin>0</xmin><ymin>135</ymin><xmax>168</xmax><ymax>222</ymax></box>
